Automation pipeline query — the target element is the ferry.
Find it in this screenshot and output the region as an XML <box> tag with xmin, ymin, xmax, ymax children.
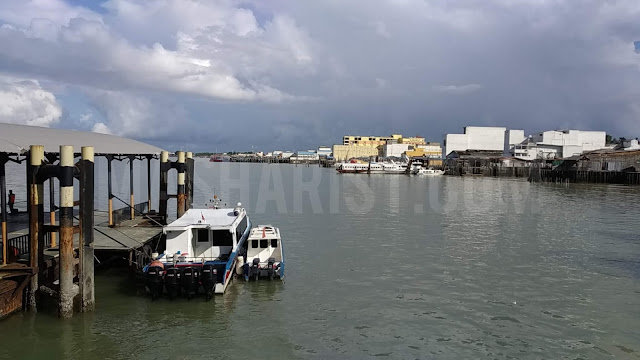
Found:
<box><xmin>242</xmin><ymin>225</ymin><xmax>285</xmax><ymax>281</ymax></box>
<box><xmin>336</xmin><ymin>160</ymin><xmax>407</xmax><ymax>174</ymax></box>
<box><xmin>417</xmin><ymin>168</ymin><xmax>444</xmax><ymax>176</ymax></box>
<box><xmin>144</xmin><ymin>203</ymin><xmax>250</xmax><ymax>299</ymax></box>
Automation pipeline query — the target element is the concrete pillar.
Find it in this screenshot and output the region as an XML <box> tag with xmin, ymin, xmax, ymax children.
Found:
<box><xmin>27</xmin><ymin>145</ymin><xmax>44</xmax><ymax>311</ymax></box>
<box><xmin>129</xmin><ymin>156</ymin><xmax>135</xmax><ymax>220</ymax></box>
<box><xmin>159</xmin><ymin>151</ymin><xmax>169</xmax><ymax>223</ymax></box>
<box><xmin>79</xmin><ymin>146</ymin><xmax>94</xmax><ymax>312</ymax></box>
<box><xmin>0</xmin><ymin>155</ymin><xmax>7</xmax><ymax>265</ymax></box>
<box><xmin>58</xmin><ymin>145</ymin><xmax>75</xmax><ymax>319</ymax></box>
<box><xmin>176</xmin><ymin>151</ymin><xmax>186</xmax><ymax>218</ymax></box>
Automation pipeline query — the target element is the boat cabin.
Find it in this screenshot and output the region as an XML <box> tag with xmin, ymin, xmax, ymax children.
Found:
<box><xmin>246</xmin><ymin>225</ymin><xmax>283</xmax><ymax>264</ymax></box>
<box><xmin>161</xmin><ymin>208</ymin><xmax>249</xmax><ymax>264</ymax></box>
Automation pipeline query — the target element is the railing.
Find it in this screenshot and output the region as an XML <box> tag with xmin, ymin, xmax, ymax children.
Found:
<box><xmin>112</xmin><ymin>202</ymin><xmax>149</xmax><ymax>225</ymax></box>
<box><xmin>0</xmin><ymin>232</ymin><xmax>52</xmax><ymax>264</ymax></box>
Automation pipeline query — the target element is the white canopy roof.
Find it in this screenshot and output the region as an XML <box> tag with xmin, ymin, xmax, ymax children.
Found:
<box><xmin>0</xmin><ymin>123</ymin><xmax>164</xmax><ymax>156</ymax></box>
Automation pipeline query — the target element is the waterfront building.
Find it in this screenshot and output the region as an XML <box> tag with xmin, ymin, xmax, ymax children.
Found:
<box><xmin>291</xmin><ymin>151</ymin><xmax>319</xmax><ymax>162</ymax></box>
<box><xmin>381</xmin><ymin>143</ymin><xmax>411</xmax><ymax>158</ymax></box>
<box><xmin>317</xmin><ymin>146</ymin><xmax>332</xmax><ymax>157</ymax></box>
<box><xmin>623</xmin><ymin>139</ymin><xmax>640</xmax><ymax>151</ymax></box>
<box><xmin>445</xmin><ymin>126</ymin><xmax>511</xmax><ymax>156</ymax></box>
<box><xmin>398</xmin><ymin>136</ymin><xmax>426</xmax><ymax>146</ymax></box>
<box><xmin>332</xmin><ymin>144</ymin><xmax>379</xmax><ymax>161</ymax></box>
<box><xmin>343</xmin><ymin>134</ymin><xmax>401</xmax><ymax>146</ymax></box>
<box><xmin>511</xmin><ymin>130</ymin><xmax>607</xmax><ymax>160</ymax></box>
<box><xmin>406</xmin><ymin>142</ymin><xmax>442</xmax><ymax>159</ymax></box>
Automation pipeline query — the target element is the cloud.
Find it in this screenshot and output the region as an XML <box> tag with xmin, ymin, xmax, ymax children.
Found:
<box><xmin>91</xmin><ymin>122</ymin><xmax>112</xmax><ymax>134</ymax></box>
<box><xmin>432</xmin><ymin>84</ymin><xmax>484</xmax><ymax>95</ymax></box>
<box><xmin>0</xmin><ymin>77</ymin><xmax>62</xmax><ymax>127</ymax></box>
<box><xmin>1</xmin><ymin>0</ymin><xmax>640</xmax><ymax>150</ymax></box>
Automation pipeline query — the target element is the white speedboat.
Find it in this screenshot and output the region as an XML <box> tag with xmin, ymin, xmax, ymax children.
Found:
<box><xmin>381</xmin><ymin>160</ymin><xmax>408</xmax><ymax>174</ymax></box>
<box><xmin>417</xmin><ymin>168</ymin><xmax>444</xmax><ymax>176</ymax></box>
<box><xmin>144</xmin><ymin>203</ymin><xmax>251</xmax><ymax>298</ymax></box>
<box><xmin>242</xmin><ymin>225</ymin><xmax>285</xmax><ymax>281</ymax></box>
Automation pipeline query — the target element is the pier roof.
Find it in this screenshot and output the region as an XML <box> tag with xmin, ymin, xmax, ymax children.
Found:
<box><xmin>0</xmin><ymin>123</ymin><xmax>164</xmax><ymax>156</ymax></box>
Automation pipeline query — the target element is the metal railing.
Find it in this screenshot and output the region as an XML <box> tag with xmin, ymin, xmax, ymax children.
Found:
<box><xmin>0</xmin><ymin>232</ymin><xmax>51</xmax><ymax>264</ymax></box>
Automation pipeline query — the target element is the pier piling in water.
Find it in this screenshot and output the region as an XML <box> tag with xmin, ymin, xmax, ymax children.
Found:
<box><xmin>79</xmin><ymin>146</ymin><xmax>95</xmax><ymax>312</ymax></box>
<box><xmin>159</xmin><ymin>151</ymin><xmax>169</xmax><ymax>224</ymax></box>
<box><xmin>176</xmin><ymin>151</ymin><xmax>186</xmax><ymax>218</ymax></box>
<box><xmin>129</xmin><ymin>155</ymin><xmax>135</xmax><ymax>220</ymax></box>
<box><xmin>1</xmin><ymin>154</ymin><xmax>7</xmax><ymax>265</ymax></box>
<box><xmin>186</xmin><ymin>151</ymin><xmax>193</xmax><ymax>210</ymax></box>
<box><xmin>58</xmin><ymin>145</ymin><xmax>75</xmax><ymax>319</ymax></box>
<box><xmin>27</xmin><ymin>145</ymin><xmax>45</xmax><ymax>311</ymax></box>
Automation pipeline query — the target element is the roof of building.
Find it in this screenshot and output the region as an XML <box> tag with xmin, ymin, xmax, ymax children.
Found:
<box><xmin>447</xmin><ymin>150</ymin><xmax>504</xmax><ymax>159</ymax></box>
<box><xmin>0</xmin><ymin>123</ymin><xmax>165</xmax><ymax>156</ymax></box>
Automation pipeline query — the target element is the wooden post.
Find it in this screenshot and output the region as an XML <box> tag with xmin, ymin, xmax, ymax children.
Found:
<box><xmin>59</xmin><ymin>145</ymin><xmax>75</xmax><ymax>319</ymax></box>
<box><xmin>0</xmin><ymin>155</ymin><xmax>7</xmax><ymax>265</ymax></box>
<box><xmin>159</xmin><ymin>151</ymin><xmax>168</xmax><ymax>223</ymax></box>
<box><xmin>27</xmin><ymin>145</ymin><xmax>44</xmax><ymax>311</ymax></box>
<box><xmin>49</xmin><ymin>177</ymin><xmax>56</xmax><ymax>247</ymax></box>
<box><xmin>129</xmin><ymin>156</ymin><xmax>135</xmax><ymax>220</ymax></box>
<box><xmin>107</xmin><ymin>155</ymin><xmax>113</xmax><ymax>227</ymax></box>
<box><xmin>176</xmin><ymin>151</ymin><xmax>186</xmax><ymax>218</ymax></box>
<box><xmin>79</xmin><ymin>146</ymin><xmax>95</xmax><ymax>312</ymax></box>
<box><xmin>147</xmin><ymin>155</ymin><xmax>152</xmax><ymax>212</ymax></box>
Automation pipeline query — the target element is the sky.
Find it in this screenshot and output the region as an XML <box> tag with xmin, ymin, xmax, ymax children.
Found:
<box><xmin>0</xmin><ymin>0</ymin><xmax>639</xmax><ymax>152</ymax></box>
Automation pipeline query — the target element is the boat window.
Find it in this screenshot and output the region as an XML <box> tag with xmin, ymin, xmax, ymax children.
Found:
<box><xmin>251</xmin><ymin>240</ymin><xmax>259</xmax><ymax>248</ymax></box>
<box><xmin>260</xmin><ymin>240</ymin><xmax>268</xmax><ymax>248</ymax></box>
<box><xmin>235</xmin><ymin>216</ymin><xmax>248</xmax><ymax>241</ymax></box>
<box><xmin>212</xmin><ymin>230</ymin><xmax>233</xmax><ymax>247</ymax></box>
<box><xmin>197</xmin><ymin>228</ymin><xmax>209</xmax><ymax>242</ymax></box>
<box><xmin>271</xmin><ymin>239</ymin><xmax>278</xmax><ymax>248</ymax></box>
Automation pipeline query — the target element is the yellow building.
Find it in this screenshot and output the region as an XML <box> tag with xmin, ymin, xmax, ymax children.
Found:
<box><xmin>405</xmin><ymin>142</ymin><xmax>442</xmax><ymax>159</ymax></box>
<box><xmin>398</xmin><ymin>136</ymin><xmax>426</xmax><ymax>146</ymax></box>
<box><xmin>332</xmin><ymin>144</ymin><xmax>380</xmax><ymax>161</ymax></box>
<box><xmin>342</xmin><ymin>134</ymin><xmax>401</xmax><ymax>146</ymax></box>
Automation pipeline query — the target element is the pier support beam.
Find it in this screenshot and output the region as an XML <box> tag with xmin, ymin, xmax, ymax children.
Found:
<box><xmin>176</xmin><ymin>151</ymin><xmax>186</xmax><ymax>218</ymax></box>
<box><xmin>107</xmin><ymin>155</ymin><xmax>113</xmax><ymax>227</ymax></box>
<box><xmin>186</xmin><ymin>151</ymin><xmax>194</xmax><ymax>209</ymax></box>
<box><xmin>1</xmin><ymin>154</ymin><xmax>7</xmax><ymax>265</ymax></box>
<box><xmin>159</xmin><ymin>151</ymin><xmax>169</xmax><ymax>224</ymax></box>
<box><xmin>59</xmin><ymin>145</ymin><xmax>75</xmax><ymax>319</ymax></box>
<box><xmin>49</xmin><ymin>177</ymin><xmax>56</xmax><ymax>247</ymax></box>
<box><xmin>79</xmin><ymin>146</ymin><xmax>95</xmax><ymax>312</ymax></box>
<box><xmin>129</xmin><ymin>156</ymin><xmax>135</xmax><ymax>220</ymax></box>
<box><xmin>27</xmin><ymin>145</ymin><xmax>44</xmax><ymax>311</ymax></box>
<box><xmin>147</xmin><ymin>155</ymin><xmax>152</xmax><ymax>212</ymax></box>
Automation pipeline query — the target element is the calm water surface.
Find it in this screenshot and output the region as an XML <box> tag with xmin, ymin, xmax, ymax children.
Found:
<box><xmin>1</xmin><ymin>160</ymin><xmax>639</xmax><ymax>359</ymax></box>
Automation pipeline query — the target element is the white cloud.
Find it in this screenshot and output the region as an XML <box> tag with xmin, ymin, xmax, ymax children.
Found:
<box><xmin>432</xmin><ymin>84</ymin><xmax>484</xmax><ymax>95</ymax></box>
<box><xmin>91</xmin><ymin>122</ymin><xmax>112</xmax><ymax>134</ymax></box>
<box><xmin>0</xmin><ymin>77</ymin><xmax>62</xmax><ymax>127</ymax></box>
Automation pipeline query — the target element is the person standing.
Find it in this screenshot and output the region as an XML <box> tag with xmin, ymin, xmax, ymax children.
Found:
<box><xmin>8</xmin><ymin>190</ymin><xmax>15</xmax><ymax>213</ymax></box>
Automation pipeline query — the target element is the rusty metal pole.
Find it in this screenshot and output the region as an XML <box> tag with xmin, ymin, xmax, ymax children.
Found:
<box><xmin>159</xmin><ymin>151</ymin><xmax>168</xmax><ymax>223</ymax></box>
<box><xmin>59</xmin><ymin>145</ymin><xmax>75</xmax><ymax>319</ymax></box>
<box><xmin>107</xmin><ymin>155</ymin><xmax>113</xmax><ymax>227</ymax></box>
<box><xmin>27</xmin><ymin>145</ymin><xmax>44</xmax><ymax>311</ymax></box>
<box><xmin>49</xmin><ymin>177</ymin><xmax>56</xmax><ymax>247</ymax></box>
<box><xmin>129</xmin><ymin>156</ymin><xmax>135</xmax><ymax>220</ymax></box>
<box><xmin>186</xmin><ymin>151</ymin><xmax>193</xmax><ymax>209</ymax></box>
<box><xmin>79</xmin><ymin>146</ymin><xmax>95</xmax><ymax>312</ymax></box>
<box><xmin>147</xmin><ymin>155</ymin><xmax>152</xmax><ymax>212</ymax></box>
<box><xmin>1</xmin><ymin>155</ymin><xmax>7</xmax><ymax>265</ymax></box>
<box><xmin>176</xmin><ymin>151</ymin><xmax>186</xmax><ymax>218</ymax></box>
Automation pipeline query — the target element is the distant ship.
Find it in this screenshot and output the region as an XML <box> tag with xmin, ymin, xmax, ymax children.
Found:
<box><xmin>209</xmin><ymin>155</ymin><xmax>227</xmax><ymax>162</ymax></box>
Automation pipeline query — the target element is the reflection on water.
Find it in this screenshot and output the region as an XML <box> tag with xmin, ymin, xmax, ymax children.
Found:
<box><xmin>1</xmin><ymin>161</ymin><xmax>639</xmax><ymax>359</ymax></box>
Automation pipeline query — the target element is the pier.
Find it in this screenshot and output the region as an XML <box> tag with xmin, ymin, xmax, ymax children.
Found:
<box><xmin>0</xmin><ymin>123</ymin><xmax>194</xmax><ymax>319</ymax></box>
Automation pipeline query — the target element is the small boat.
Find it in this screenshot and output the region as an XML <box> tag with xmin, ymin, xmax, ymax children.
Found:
<box><xmin>381</xmin><ymin>160</ymin><xmax>408</xmax><ymax>174</ymax></box>
<box><xmin>143</xmin><ymin>203</ymin><xmax>251</xmax><ymax>299</ymax></box>
<box><xmin>336</xmin><ymin>162</ymin><xmax>384</xmax><ymax>174</ymax></box>
<box><xmin>417</xmin><ymin>168</ymin><xmax>444</xmax><ymax>176</ymax></box>
<box><xmin>242</xmin><ymin>225</ymin><xmax>285</xmax><ymax>281</ymax></box>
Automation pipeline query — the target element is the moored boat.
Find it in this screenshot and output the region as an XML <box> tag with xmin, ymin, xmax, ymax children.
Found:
<box><xmin>417</xmin><ymin>168</ymin><xmax>444</xmax><ymax>176</ymax></box>
<box><xmin>143</xmin><ymin>203</ymin><xmax>250</xmax><ymax>298</ymax></box>
<box><xmin>242</xmin><ymin>225</ymin><xmax>285</xmax><ymax>281</ymax></box>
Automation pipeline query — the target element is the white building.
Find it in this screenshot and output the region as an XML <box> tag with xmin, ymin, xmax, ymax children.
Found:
<box><xmin>445</xmin><ymin>126</ymin><xmax>510</xmax><ymax>156</ymax></box>
<box><xmin>381</xmin><ymin>143</ymin><xmax>411</xmax><ymax>158</ymax></box>
<box><xmin>317</xmin><ymin>146</ymin><xmax>332</xmax><ymax>157</ymax></box>
<box><xmin>512</xmin><ymin>130</ymin><xmax>607</xmax><ymax>160</ymax></box>
<box><xmin>622</xmin><ymin>139</ymin><xmax>640</xmax><ymax>151</ymax></box>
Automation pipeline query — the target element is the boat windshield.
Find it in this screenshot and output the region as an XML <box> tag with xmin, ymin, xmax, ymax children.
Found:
<box><xmin>212</xmin><ymin>230</ymin><xmax>233</xmax><ymax>247</ymax></box>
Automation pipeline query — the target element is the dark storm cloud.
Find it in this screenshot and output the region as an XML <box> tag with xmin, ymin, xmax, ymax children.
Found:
<box><xmin>0</xmin><ymin>0</ymin><xmax>638</xmax><ymax>151</ymax></box>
